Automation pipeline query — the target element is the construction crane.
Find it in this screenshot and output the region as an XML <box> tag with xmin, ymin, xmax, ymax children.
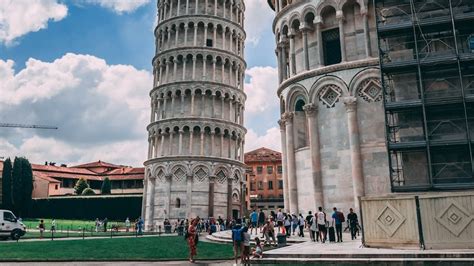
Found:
<box><xmin>0</xmin><ymin>123</ymin><xmax>58</xmax><ymax>130</ymax></box>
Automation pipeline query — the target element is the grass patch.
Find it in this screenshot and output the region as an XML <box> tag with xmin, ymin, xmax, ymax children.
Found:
<box><xmin>22</xmin><ymin>218</ymin><xmax>126</xmax><ymax>231</ymax></box>
<box><xmin>0</xmin><ymin>236</ymin><xmax>233</xmax><ymax>261</ymax></box>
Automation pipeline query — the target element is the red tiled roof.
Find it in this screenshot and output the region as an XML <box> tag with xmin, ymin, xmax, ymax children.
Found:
<box><xmin>71</xmin><ymin>160</ymin><xmax>121</xmax><ymax>169</ymax></box>
<box><xmin>32</xmin><ymin>164</ymin><xmax>97</xmax><ymax>175</ymax></box>
<box><xmin>30</xmin><ymin>161</ymin><xmax>144</xmax><ymax>183</ymax></box>
<box><xmin>107</xmin><ymin>174</ymin><xmax>144</xmax><ymax>181</ymax></box>
<box><xmin>34</xmin><ymin>172</ymin><xmax>61</xmax><ymax>183</ymax></box>
<box><xmin>244</xmin><ymin>147</ymin><xmax>282</xmax><ymax>163</ymax></box>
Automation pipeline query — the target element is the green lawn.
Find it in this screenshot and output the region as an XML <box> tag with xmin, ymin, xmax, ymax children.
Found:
<box><xmin>22</xmin><ymin>218</ymin><xmax>126</xmax><ymax>231</ymax></box>
<box><xmin>23</xmin><ymin>230</ymin><xmax>158</xmax><ymax>239</ymax></box>
<box><xmin>0</xmin><ymin>236</ymin><xmax>234</xmax><ymax>261</ymax></box>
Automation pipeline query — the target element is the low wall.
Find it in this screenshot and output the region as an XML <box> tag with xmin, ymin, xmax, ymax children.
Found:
<box><xmin>28</xmin><ymin>195</ymin><xmax>142</xmax><ymax>220</ymax></box>
<box><xmin>361</xmin><ymin>192</ymin><xmax>474</xmax><ymax>249</ymax></box>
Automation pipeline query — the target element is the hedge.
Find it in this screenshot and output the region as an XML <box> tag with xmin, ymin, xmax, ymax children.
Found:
<box><xmin>27</xmin><ymin>195</ymin><xmax>142</xmax><ymax>220</ymax></box>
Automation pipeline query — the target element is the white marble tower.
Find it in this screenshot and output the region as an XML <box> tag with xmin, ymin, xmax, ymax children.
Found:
<box><xmin>142</xmin><ymin>0</ymin><xmax>247</xmax><ymax>229</ymax></box>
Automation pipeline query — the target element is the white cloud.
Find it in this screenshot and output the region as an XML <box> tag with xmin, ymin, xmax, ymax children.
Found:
<box><xmin>245</xmin><ymin>127</ymin><xmax>281</xmax><ymax>152</ymax></box>
<box><xmin>244</xmin><ymin>66</ymin><xmax>279</xmax><ymax>114</ymax></box>
<box><xmin>0</xmin><ymin>53</ymin><xmax>152</xmax><ymax>166</ymax></box>
<box><xmin>0</xmin><ymin>136</ymin><xmax>146</xmax><ymax>167</ymax></box>
<box><xmin>0</xmin><ymin>0</ymin><xmax>68</xmax><ymax>45</ymax></box>
<box><xmin>244</xmin><ymin>0</ymin><xmax>274</xmax><ymax>46</ymax></box>
<box><xmin>85</xmin><ymin>0</ymin><xmax>150</xmax><ymax>14</ymax></box>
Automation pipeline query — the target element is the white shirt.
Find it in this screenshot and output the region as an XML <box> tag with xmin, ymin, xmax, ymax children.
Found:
<box><xmin>317</xmin><ymin>211</ymin><xmax>326</xmax><ymax>225</ymax></box>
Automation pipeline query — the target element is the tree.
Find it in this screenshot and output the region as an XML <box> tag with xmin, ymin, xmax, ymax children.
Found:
<box><xmin>101</xmin><ymin>177</ymin><xmax>111</xmax><ymax>195</ymax></box>
<box><xmin>1</xmin><ymin>158</ymin><xmax>13</xmax><ymax>209</ymax></box>
<box><xmin>11</xmin><ymin>157</ymin><xmax>33</xmax><ymax>216</ymax></box>
<box><xmin>81</xmin><ymin>188</ymin><xmax>96</xmax><ymax>195</ymax></box>
<box><xmin>74</xmin><ymin>178</ymin><xmax>89</xmax><ymax>195</ymax></box>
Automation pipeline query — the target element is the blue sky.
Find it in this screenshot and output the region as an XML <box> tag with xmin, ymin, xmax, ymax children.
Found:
<box><xmin>0</xmin><ymin>0</ymin><xmax>280</xmax><ymax>166</ymax></box>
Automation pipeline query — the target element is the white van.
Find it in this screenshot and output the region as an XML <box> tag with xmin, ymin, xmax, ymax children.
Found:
<box><xmin>0</xmin><ymin>210</ymin><xmax>26</xmax><ymax>240</ymax></box>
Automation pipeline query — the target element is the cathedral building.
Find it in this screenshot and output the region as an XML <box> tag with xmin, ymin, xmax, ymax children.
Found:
<box><xmin>268</xmin><ymin>0</ymin><xmax>391</xmax><ymax>214</ymax></box>
<box><xmin>142</xmin><ymin>0</ymin><xmax>247</xmax><ymax>228</ymax></box>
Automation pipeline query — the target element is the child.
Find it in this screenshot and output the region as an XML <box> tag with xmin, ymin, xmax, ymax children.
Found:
<box><xmin>242</xmin><ymin>227</ymin><xmax>251</xmax><ymax>263</ymax></box>
<box><xmin>252</xmin><ymin>237</ymin><xmax>263</xmax><ymax>259</ymax></box>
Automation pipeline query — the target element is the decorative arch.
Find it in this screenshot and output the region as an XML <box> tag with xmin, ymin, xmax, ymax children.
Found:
<box><xmin>316</xmin><ymin>0</ymin><xmax>339</xmax><ymax>17</ymax></box>
<box><xmin>285</xmin><ymin>85</ymin><xmax>309</xmax><ymax>112</ymax></box>
<box><xmin>192</xmin><ymin>163</ymin><xmax>210</xmax><ymax>183</ymax></box>
<box><xmin>310</xmin><ymin>75</ymin><xmax>349</xmax><ymax>105</ymax></box>
<box><xmin>170</xmin><ymin>164</ymin><xmax>188</xmax><ymax>183</ymax></box>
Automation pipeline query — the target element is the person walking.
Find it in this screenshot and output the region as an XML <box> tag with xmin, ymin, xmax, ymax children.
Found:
<box><xmin>137</xmin><ymin>216</ymin><xmax>144</xmax><ymax>235</ymax></box>
<box><xmin>305</xmin><ymin>211</ymin><xmax>314</xmax><ymax>241</ymax></box>
<box><xmin>242</xmin><ymin>226</ymin><xmax>251</xmax><ymax>263</ymax></box>
<box><xmin>38</xmin><ymin>220</ymin><xmax>45</xmax><ymax>239</ymax></box>
<box><xmin>332</xmin><ymin>207</ymin><xmax>345</xmax><ymax>242</ymax></box>
<box><xmin>95</xmin><ymin>218</ymin><xmax>100</xmax><ymax>232</ymax></box>
<box><xmin>231</xmin><ymin>219</ymin><xmax>243</xmax><ymax>264</ymax></box>
<box><xmin>316</xmin><ymin>207</ymin><xmax>327</xmax><ymax>243</ymax></box>
<box><xmin>51</xmin><ymin>219</ymin><xmax>56</xmax><ymax>233</ymax></box>
<box><xmin>258</xmin><ymin>209</ymin><xmax>265</xmax><ymax>233</ymax></box>
<box><xmin>276</xmin><ymin>209</ymin><xmax>284</xmax><ymax>223</ymax></box>
<box><xmin>298</xmin><ymin>214</ymin><xmax>305</xmax><ymax>237</ymax></box>
<box><xmin>291</xmin><ymin>214</ymin><xmax>298</xmax><ymax>235</ymax></box>
<box><xmin>284</xmin><ymin>215</ymin><xmax>291</xmax><ymax>236</ymax></box>
<box><xmin>310</xmin><ymin>215</ymin><xmax>318</xmax><ymax>242</ymax></box>
<box><xmin>103</xmin><ymin>217</ymin><xmax>108</xmax><ymax>232</ymax></box>
<box><xmin>125</xmin><ymin>217</ymin><xmax>131</xmax><ymax>232</ymax></box>
<box><xmin>250</xmin><ymin>209</ymin><xmax>258</xmax><ymax>235</ymax></box>
<box><xmin>347</xmin><ymin>208</ymin><xmax>359</xmax><ymax>240</ymax></box>
<box><xmin>187</xmin><ymin>218</ymin><xmax>199</xmax><ymax>263</ymax></box>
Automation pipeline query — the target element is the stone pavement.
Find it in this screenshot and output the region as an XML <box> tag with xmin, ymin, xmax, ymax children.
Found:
<box><xmin>0</xmin><ymin>261</ymin><xmax>234</xmax><ymax>266</ymax></box>
<box><xmin>253</xmin><ymin>232</ymin><xmax>474</xmax><ymax>264</ymax></box>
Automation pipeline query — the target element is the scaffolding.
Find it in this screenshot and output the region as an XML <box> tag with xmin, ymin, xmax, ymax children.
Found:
<box><xmin>375</xmin><ymin>0</ymin><xmax>474</xmax><ymax>191</ymax></box>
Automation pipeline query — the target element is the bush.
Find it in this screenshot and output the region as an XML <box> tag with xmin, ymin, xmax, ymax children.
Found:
<box><xmin>74</xmin><ymin>178</ymin><xmax>89</xmax><ymax>195</ymax></box>
<box><xmin>81</xmin><ymin>188</ymin><xmax>96</xmax><ymax>195</ymax></box>
<box><xmin>28</xmin><ymin>195</ymin><xmax>142</xmax><ymax>220</ymax></box>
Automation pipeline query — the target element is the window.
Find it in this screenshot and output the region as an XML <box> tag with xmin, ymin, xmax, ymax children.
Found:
<box><xmin>55</xmin><ymin>184</ymin><xmax>59</xmax><ymax>190</ymax></box>
<box><xmin>256</xmin><ymin>166</ymin><xmax>263</xmax><ymax>174</ymax></box>
<box><xmin>267</xmin><ymin>166</ymin><xmax>273</xmax><ymax>174</ymax></box>
<box><xmin>3</xmin><ymin>211</ymin><xmax>16</xmax><ymax>222</ymax></box>
<box><xmin>323</xmin><ymin>28</ymin><xmax>342</xmax><ymax>66</ymax></box>
<box><xmin>206</xmin><ymin>39</ymin><xmax>213</xmax><ymax>47</ymax></box>
<box><xmin>250</xmin><ymin>182</ymin><xmax>255</xmax><ymax>191</ymax></box>
<box><xmin>268</xmin><ymin>181</ymin><xmax>273</xmax><ymax>190</ymax></box>
<box><xmin>277</xmin><ymin>165</ymin><xmax>283</xmax><ymax>174</ymax></box>
<box><xmin>175</xmin><ymin>198</ymin><xmax>181</xmax><ymax>208</ymax></box>
<box><xmin>278</xmin><ymin>180</ymin><xmax>283</xmax><ymax>189</ymax></box>
<box><xmin>258</xmin><ymin>181</ymin><xmax>263</xmax><ymax>190</ymax></box>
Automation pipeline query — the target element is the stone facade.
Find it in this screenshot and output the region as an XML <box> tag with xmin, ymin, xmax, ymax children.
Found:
<box><xmin>142</xmin><ymin>0</ymin><xmax>247</xmax><ymax>229</ymax></box>
<box><xmin>245</xmin><ymin>148</ymin><xmax>284</xmax><ymax>211</ymax></box>
<box><xmin>268</xmin><ymin>0</ymin><xmax>390</xmax><ymax>214</ymax></box>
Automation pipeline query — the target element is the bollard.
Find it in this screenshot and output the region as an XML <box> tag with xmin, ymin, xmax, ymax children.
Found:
<box><xmin>82</xmin><ymin>228</ymin><xmax>85</xmax><ymax>240</ymax></box>
<box><xmin>51</xmin><ymin>230</ymin><xmax>54</xmax><ymax>241</ymax></box>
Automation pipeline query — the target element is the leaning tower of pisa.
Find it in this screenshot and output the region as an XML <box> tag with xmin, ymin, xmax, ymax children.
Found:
<box><xmin>142</xmin><ymin>0</ymin><xmax>247</xmax><ymax>229</ymax></box>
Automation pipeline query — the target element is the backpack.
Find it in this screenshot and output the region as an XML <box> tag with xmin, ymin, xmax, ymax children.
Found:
<box><xmin>337</xmin><ymin>211</ymin><xmax>345</xmax><ymax>223</ymax></box>
<box><xmin>232</xmin><ymin>227</ymin><xmax>244</xmax><ymax>241</ymax></box>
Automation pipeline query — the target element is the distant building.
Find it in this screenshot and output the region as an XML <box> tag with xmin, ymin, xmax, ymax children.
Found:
<box><xmin>245</xmin><ymin>148</ymin><xmax>284</xmax><ymax>211</ymax></box>
<box><xmin>31</xmin><ymin>160</ymin><xmax>144</xmax><ymax>198</ymax></box>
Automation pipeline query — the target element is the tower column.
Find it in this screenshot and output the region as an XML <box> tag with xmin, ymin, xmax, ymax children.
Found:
<box><xmin>283</xmin><ymin>112</ymin><xmax>298</xmax><ymax>214</ymax></box>
<box><xmin>362</xmin><ymin>10</ymin><xmax>372</xmax><ymax>58</ymax></box>
<box><xmin>303</xmin><ymin>104</ymin><xmax>325</xmax><ymax>209</ymax></box>
<box><xmin>337</xmin><ymin>12</ymin><xmax>347</xmax><ymax>62</ymax></box>
<box><xmin>278</xmin><ymin>120</ymin><xmax>290</xmax><ymax>212</ymax></box>
<box><xmin>301</xmin><ymin>24</ymin><xmax>310</xmax><ymax>71</ymax></box>
<box><xmin>288</xmin><ymin>29</ymin><xmax>296</xmax><ymax>76</ymax></box>
<box><xmin>343</xmin><ymin>97</ymin><xmax>365</xmax><ymax>210</ymax></box>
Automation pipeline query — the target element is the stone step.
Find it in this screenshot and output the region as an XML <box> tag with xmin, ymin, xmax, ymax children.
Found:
<box><xmin>263</xmin><ymin>252</ymin><xmax>474</xmax><ymax>259</ymax></box>
<box><xmin>250</xmin><ymin>257</ymin><xmax>474</xmax><ymax>265</ymax></box>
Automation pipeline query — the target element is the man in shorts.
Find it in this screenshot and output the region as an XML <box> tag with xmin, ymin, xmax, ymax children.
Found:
<box><xmin>316</xmin><ymin>207</ymin><xmax>327</xmax><ymax>243</ymax></box>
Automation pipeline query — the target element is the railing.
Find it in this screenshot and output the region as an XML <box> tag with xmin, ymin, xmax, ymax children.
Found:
<box><xmin>427</xmin><ymin>118</ymin><xmax>467</xmax><ymax>141</ymax></box>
